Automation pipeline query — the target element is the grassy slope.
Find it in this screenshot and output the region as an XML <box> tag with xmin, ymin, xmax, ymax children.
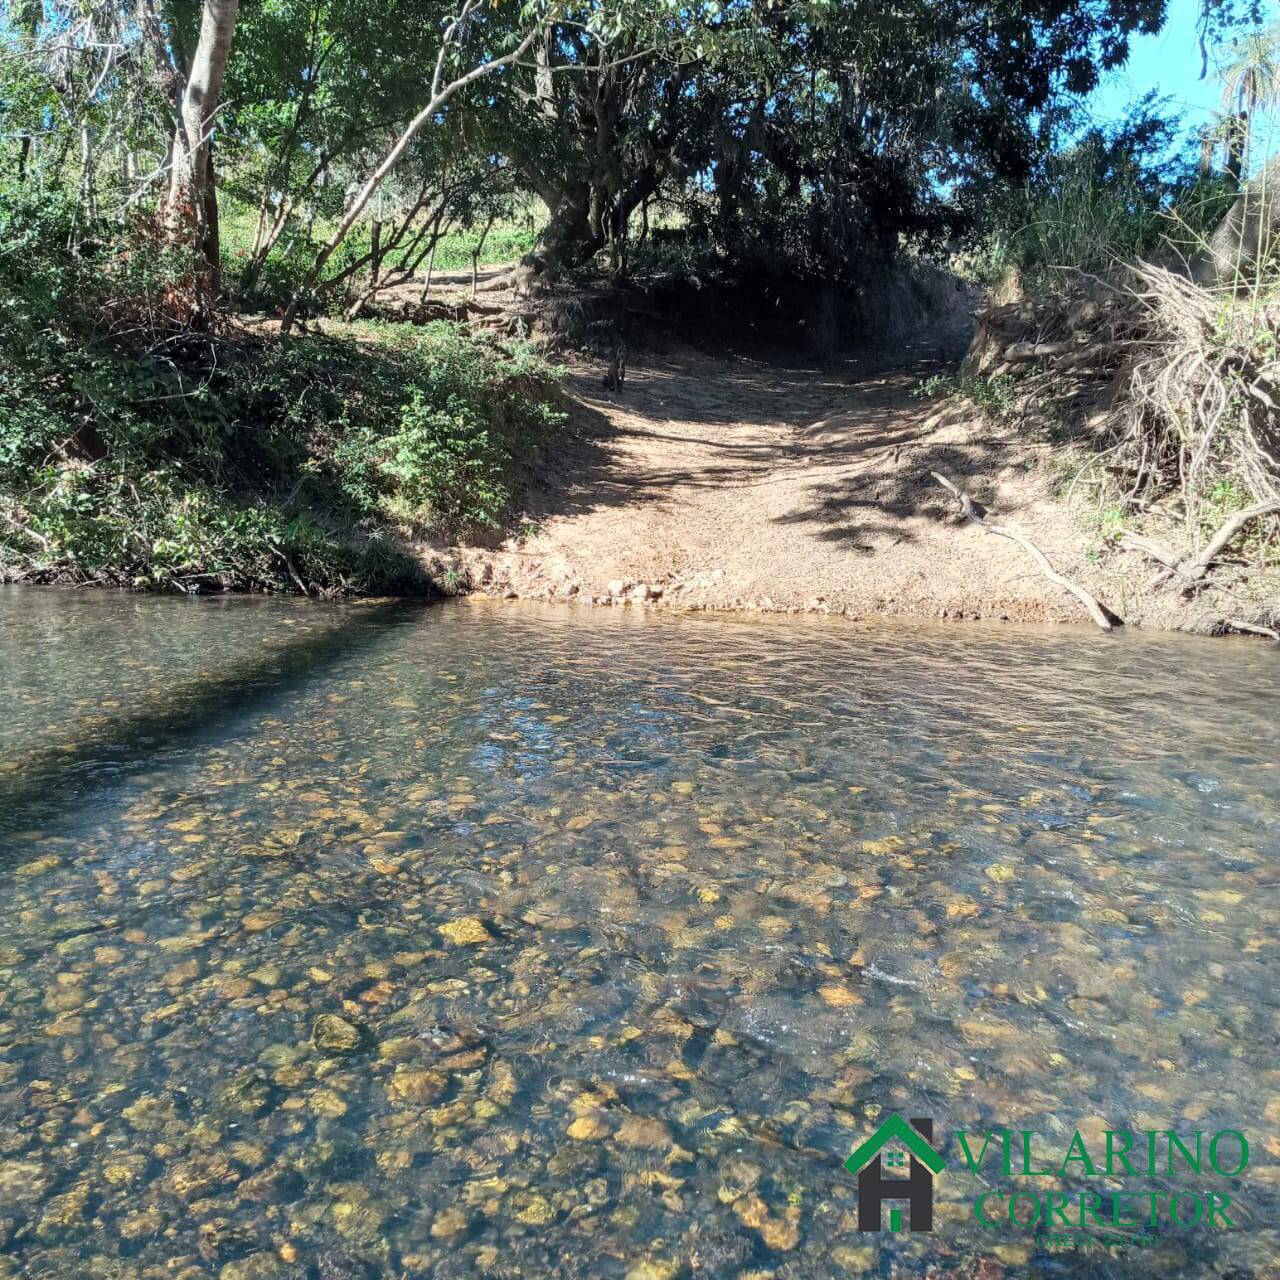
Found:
<box><xmin>0</xmin><ymin>198</ymin><xmax>564</xmax><ymax>594</ymax></box>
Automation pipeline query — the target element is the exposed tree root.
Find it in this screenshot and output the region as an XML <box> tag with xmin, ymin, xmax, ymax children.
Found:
<box><xmin>931</xmin><ymin>472</ymin><xmax>1119</xmax><ymax>631</ymax></box>
<box><xmin>1121</xmin><ymin>499</ymin><xmax>1280</xmax><ymax>588</ymax></box>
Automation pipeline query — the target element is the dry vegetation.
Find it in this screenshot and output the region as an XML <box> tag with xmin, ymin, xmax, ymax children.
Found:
<box><xmin>960</xmin><ymin>257</ymin><xmax>1280</xmax><ymax>636</ymax></box>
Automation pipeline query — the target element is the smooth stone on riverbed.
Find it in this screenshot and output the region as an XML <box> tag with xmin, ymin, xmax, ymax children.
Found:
<box><xmin>311</xmin><ymin>1014</ymin><xmax>363</xmax><ymax>1054</ymax></box>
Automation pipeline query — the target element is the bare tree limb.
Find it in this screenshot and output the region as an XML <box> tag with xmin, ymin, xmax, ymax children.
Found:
<box><xmin>1119</xmin><ymin>531</ymin><xmax>1184</xmax><ymax>575</ymax></box>
<box><xmin>1184</xmin><ymin>499</ymin><xmax>1280</xmax><ymax>579</ymax></box>
<box><xmin>1123</xmin><ymin>499</ymin><xmax>1280</xmax><ymax>589</ymax></box>
<box><xmin>281</xmin><ymin>3</ymin><xmax>553</xmax><ymax>334</ymax></box>
<box><xmin>931</xmin><ymin>472</ymin><xmax>1119</xmax><ymax>631</ymax></box>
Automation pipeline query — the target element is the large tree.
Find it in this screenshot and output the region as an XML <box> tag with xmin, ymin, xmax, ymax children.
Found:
<box><xmin>167</xmin><ymin>0</ymin><xmax>240</xmax><ymax>284</ymax></box>
<box><xmin>482</xmin><ymin>0</ymin><xmax>1170</xmax><ymax>291</ymax></box>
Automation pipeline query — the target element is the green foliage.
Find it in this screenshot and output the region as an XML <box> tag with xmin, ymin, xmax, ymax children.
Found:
<box><xmin>0</xmin><ymin>197</ymin><xmax>564</xmax><ymax>593</ymax></box>
<box><xmin>966</xmin><ymin>100</ymin><xmax>1240</xmax><ymax>288</ymax></box>
<box><xmin>7</xmin><ymin>0</ymin><xmax>1238</xmax><ymax>315</ymax></box>
<box><xmin>375</xmin><ymin>326</ymin><xmax>565</xmax><ymax>534</ymax></box>
<box><xmin>917</xmin><ymin>372</ymin><xmax>1017</xmax><ymax>421</ymax></box>
<box><xmin>1202</xmin><ymin>477</ymin><xmax>1253</xmax><ymax>518</ymax></box>
<box><xmin>4</xmin><ymin>467</ymin><xmax>414</xmax><ymax>593</ymax></box>
<box><xmin>429</xmin><ymin>225</ymin><xmax>537</xmax><ymax>273</ymax></box>
<box><xmin>219</xmin><ymin>201</ymin><xmax>320</xmax><ymax>311</ymax></box>
<box><xmin>1090</xmin><ymin>503</ymin><xmax>1128</xmax><ymax>545</ymax></box>
<box><xmin>383</xmin><ymin>391</ymin><xmax>511</xmax><ymax>532</ymax></box>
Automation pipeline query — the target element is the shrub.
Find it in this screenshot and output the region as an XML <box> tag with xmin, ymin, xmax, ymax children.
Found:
<box><xmin>383</xmin><ymin>392</ymin><xmax>511</xmax><ymax>532</ymax></box>
<box><xmin>965</xmin><ymin>99</ymin><xmax>1239</xmax><ymax>291</ymax></box>
<box><xmin>917</xmin><ymin>371</ymin><xmax>1017</xmax><ymax>421</ymax></box>
<box><xmin>0</xmin><ymin>194</ymin><xmax>566</xmax><ymax>593</ymax></box>
<box><xmin>378</xmin><ymin>326</ymin><xmax>565</xmax><ymax>534</ymax></box>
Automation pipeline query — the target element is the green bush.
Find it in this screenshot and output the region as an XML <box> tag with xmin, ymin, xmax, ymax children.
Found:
<box><xmin>0</xmin><ymin>192</ymin><xmax>565</xmax><ymax>594</ymax></box>
<box><xmin>376</xmin><ymin>326</ymin><xmax>565</xmax><ymax>533</ymax></box>
<box><xmin>384</xmin><ymin>391</ymin><xmax>511</xmax><ymax>532</ymax></box>
<box><xmin>5</xmin><ymin>466</ymin><xmax>414</xmax><ymax>593</ymax></box>
<box><xmin>917</xmin><ymin>371</ymin><xmax>1017</xmax><ymax>421</ymax></box>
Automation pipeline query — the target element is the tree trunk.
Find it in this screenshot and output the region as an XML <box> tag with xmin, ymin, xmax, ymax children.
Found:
<box><xmin>505</xmin><ymin>191</ymin><xmax>603</xmax><ymax>294</ymax></box>
<box><xmin>77</xmin><ymin>124</ymin><xmax>97</xmax><ymax>220</ymax></box>
<box><xmin>1198</xmin><ymin>130</ymin><xmax>1215</xmax><ymax>179</ymax></box>
<box><xmin>1224</xmin><ymin>112</ymin><xmax>1247</xmax><ymax>188</ymax></box>
<box><xmin>471</xmin><ymin>212</ymin><xmax>495</xmax><ymax>298</ymax></box>
<box><xmin>369</xmin><ymin>219</ymin><xmax>382</xmax><ymax>286</ymax></box>
<box><xmin>1193</xmin><ymin>152</ymin><xmax>1280</xmax><ymax>287</ymax></box>
<box><xmin>417</xmin><ymin>209</ymin><xmax>447</xmax><ymax>309</ymax></box>
<box><xmin>165</xmin><ymin>0</ymin><xmax>240</xmax><ymax>312</ymax></box>
<box><xmin>202</xmin><ymin>145</ymin><xmax>221</xmax><ymax>289</ymax></box>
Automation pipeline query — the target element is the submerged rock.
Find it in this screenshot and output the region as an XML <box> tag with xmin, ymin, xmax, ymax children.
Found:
<box><xmin>437</xmin><ymin>917</ymin><xmax>492</xmax><ymax>946</ymax></box>
<box><xmin>312</xmin><ymin>1014</ymin><xmax>363</xmax><ymax>1054</ymax></box>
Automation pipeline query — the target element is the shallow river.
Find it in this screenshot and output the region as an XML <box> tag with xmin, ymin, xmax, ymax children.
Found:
<box><xmin>0</xmin><ymin>586</ymin><xmax>1277</xmax><ymax>1279</ymax></box>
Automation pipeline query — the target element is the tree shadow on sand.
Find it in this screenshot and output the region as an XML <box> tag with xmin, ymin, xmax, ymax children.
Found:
<box><xmin>771</xmin><ymin>428</ymin><xmax>1042</xmax><ymax>550</ymax></box>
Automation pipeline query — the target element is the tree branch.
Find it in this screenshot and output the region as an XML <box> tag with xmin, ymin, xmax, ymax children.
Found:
<box><xmin>281</xmin><ymin>5</ymin><xmax>552</xmax><ymax>333</ymax></box>
<box><xmin>931</xmin><ymin>472</ymin><xmax>1119</xmax><ymax>631</ymax></box>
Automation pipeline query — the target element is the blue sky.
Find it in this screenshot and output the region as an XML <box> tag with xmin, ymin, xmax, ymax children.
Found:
<box><xmin>1087</xmin><ymin>0</ymin><xmax>1280</xmax><ymax>158</ymax></box>
<box><xmin>1089</xmin><ymin>0</ymin><xmax>1226</xmax><ymax>129</ymax></box>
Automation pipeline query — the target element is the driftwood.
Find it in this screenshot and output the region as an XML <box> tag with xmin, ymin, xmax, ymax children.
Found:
<box><xmin>931</xmin><ymin>472</ymin><xmax>1118</xmax><ymax>631</ymax></box>
<box><xmin>1227</xmin><ymin>618</ymin><xmax>1280</xmax><ymax>642</ymax></box>
<box><xmin>1121</xmin><ymin>498</ymin><xmax>1280</xmax><ymax>588</ymax></box>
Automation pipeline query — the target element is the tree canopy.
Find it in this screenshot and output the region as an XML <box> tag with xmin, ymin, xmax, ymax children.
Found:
<box><xmin>3</xmin><ymin>0</ymin><xmax>1258</xmax><ymax>312</ymax></box>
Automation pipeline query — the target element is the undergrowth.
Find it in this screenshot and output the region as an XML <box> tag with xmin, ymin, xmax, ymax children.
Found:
<box><xmin>916</xmin><ymin>372</ymin><xmax>1018</xmax><ymax>422</ymax></box>
<box><xmin>0</xmin><ymin>191</ymin><xmax>564</xmax><ymax>594</ymax></box>
<box><xmin>956</xmin><ymin>250</ymin><xmax>1280</xmax><ymax>612</ymax></box>
<box><xmin>961</xmin><ymin>109</ymin><xmax>1238</xmax><ymax>293</ymax></box>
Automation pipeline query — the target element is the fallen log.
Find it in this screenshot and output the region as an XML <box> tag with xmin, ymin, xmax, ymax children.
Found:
<box><xmin>1226</xmin><ymin>617</ymin><xmax>1280</xmax><ymax>642</ymax></box>
<box><xmin>930</xmin><ymin>472</ymin><xmax>1119</xmax><ymax>631</ymax></box>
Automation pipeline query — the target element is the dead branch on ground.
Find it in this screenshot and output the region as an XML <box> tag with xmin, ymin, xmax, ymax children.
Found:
<box><xmin>931</xmin><ymin>471</ymin><xmax>1119</xmax><ymax>631</ymax></box>
<box><xmin>1226</xmin><ymin>618</ymin><xmax>1280</xmax><ymax>641</ymax></box>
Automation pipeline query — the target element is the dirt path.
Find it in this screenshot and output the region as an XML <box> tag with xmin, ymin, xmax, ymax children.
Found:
<box><xmin>446</xmin><ymin>337</ymin><xmax>1130</xmax><ymax>626</ymax></box>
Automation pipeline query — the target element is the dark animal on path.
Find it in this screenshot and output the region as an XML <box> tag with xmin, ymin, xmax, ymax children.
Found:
<box><xmin>602</xmin><ymin>339</ymin><xmax>627</xmax><ymax>391</ymax></box>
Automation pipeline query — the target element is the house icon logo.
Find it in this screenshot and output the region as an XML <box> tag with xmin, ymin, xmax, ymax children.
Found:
<box><xmin>843</xmin><ymin>1114</ymin><xmax>945</xmax><ymax>1232</ymax></box>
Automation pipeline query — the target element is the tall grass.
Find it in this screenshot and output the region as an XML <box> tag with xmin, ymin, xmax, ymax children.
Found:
<box><xmin>973</xmin><ymin>142</ymin><xmax>1237</xmax><ymax>291</ymax></box>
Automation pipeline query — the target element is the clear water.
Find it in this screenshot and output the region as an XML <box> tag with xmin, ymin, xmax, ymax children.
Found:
<box><xmin>0</xmin><ymin>585</ymin><xmax>1277</xmax><ymax>1278</ymax></box>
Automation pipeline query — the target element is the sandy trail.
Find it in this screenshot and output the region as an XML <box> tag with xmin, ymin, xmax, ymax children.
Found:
<box><xmin>451</xmin><ymin>335</ymin><xmax>1114</xmax><ymax>625</ymax></box>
